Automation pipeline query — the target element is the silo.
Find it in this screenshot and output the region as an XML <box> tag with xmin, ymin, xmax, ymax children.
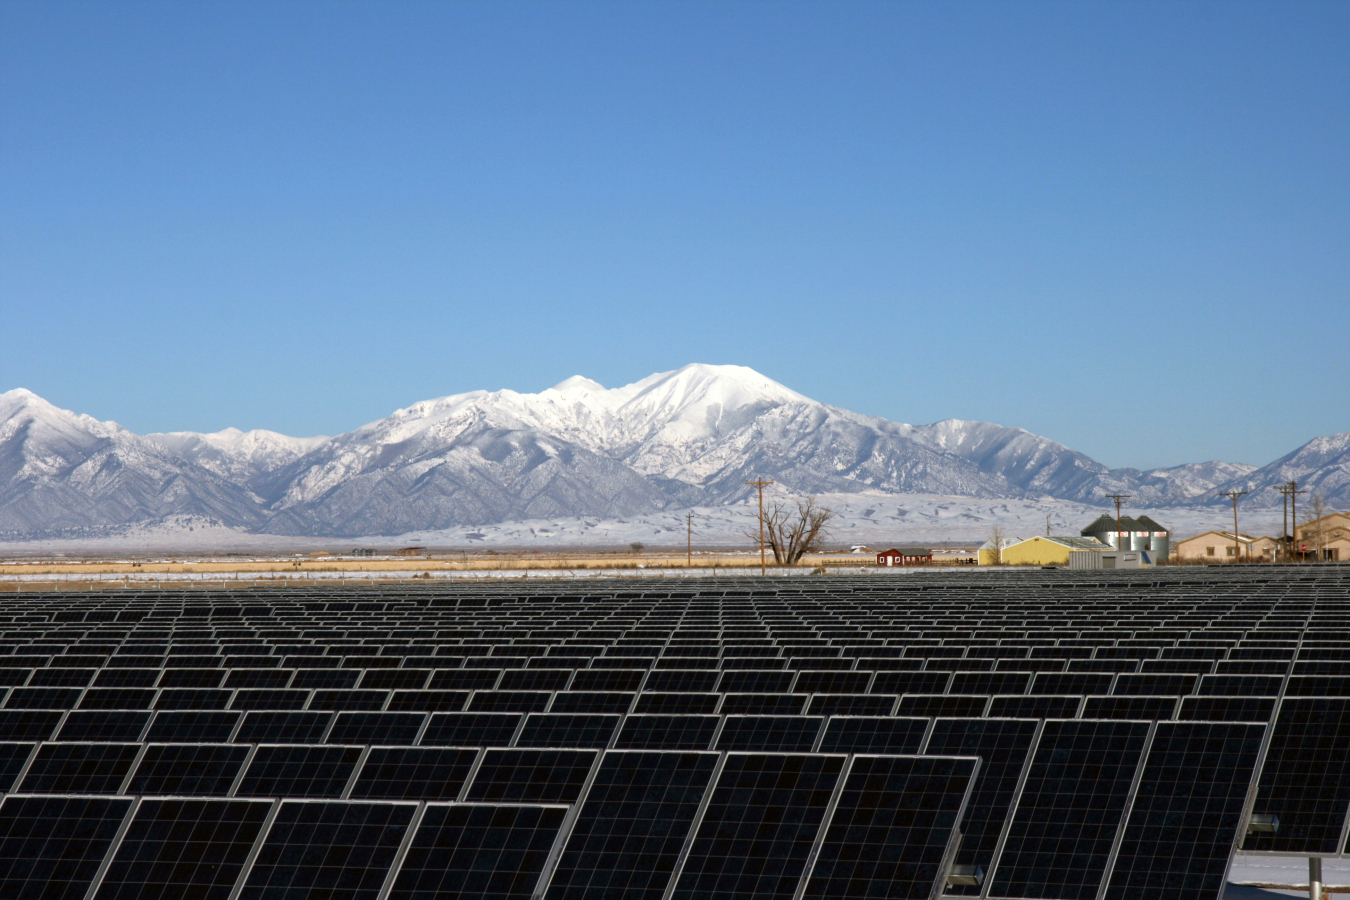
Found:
<box><xmin>1081</xmin><ymin>514</ymin><xmax>1121</xmax><ymax>550</ymax></box>
<box><xmin>1136</xmin><ymin>515</ymin><xmax>1170</xmax><ymax>560</ymax></box>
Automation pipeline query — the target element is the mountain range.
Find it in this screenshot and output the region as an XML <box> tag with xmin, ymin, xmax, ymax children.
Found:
<box><xmin>1</xmin><ymin>364</ymin><xmax>1345</xmax><ymax>539</ymax></box>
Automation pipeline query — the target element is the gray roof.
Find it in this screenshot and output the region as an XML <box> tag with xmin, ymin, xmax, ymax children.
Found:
<box><xmin>1134</xmin><ymin>515</ymin><xmax>1168</xmax><ymax>533</ymax></box>
<box><xmin>1081</xmin><ymin>515</ymin><xmax>1117</xmax><ymax>535</ymax></box>
<box><xmin>1045</xmin><ymin>535</ymin><xmax>1112</xmax><ymax>551</ymax></box>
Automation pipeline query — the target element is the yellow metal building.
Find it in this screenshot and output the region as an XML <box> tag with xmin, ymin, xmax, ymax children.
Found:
<box><xmin>989</xmin><ymin>535</ymin><xmax>1110</xmax><ymax>566</ymax></box>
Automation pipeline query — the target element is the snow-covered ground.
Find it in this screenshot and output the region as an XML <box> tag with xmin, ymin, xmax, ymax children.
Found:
<box><xmin>0</xmin><ymin>492</ymin><xmax>1283</xmax><ymax>556</ymax></box>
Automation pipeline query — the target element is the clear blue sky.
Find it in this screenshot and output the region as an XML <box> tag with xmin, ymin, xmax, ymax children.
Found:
<box><xmin>2</xmin><ymin>1</ymin><xmax>1346</xmax><ymax>470</ymax></box>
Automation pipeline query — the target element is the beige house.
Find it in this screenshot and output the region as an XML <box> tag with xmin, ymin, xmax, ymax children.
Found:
<box><xmin>1175</xmin><ymin>530</ymin><xmax>1276</xmax><ymax>562</ymax></box>
<box><xmin>1295</xmin><ymin>512</ymin><xmax>1350</xmax><ymax>562</ymax></box>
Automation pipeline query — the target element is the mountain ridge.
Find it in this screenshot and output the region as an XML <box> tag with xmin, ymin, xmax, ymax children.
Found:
<box><xmin>1</xmin><ymin>365</ymin><xmax>1344</xmax><ymax>538</ymax></box>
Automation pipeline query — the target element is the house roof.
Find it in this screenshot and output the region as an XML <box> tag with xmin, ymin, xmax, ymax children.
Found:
<box><xmin>1081</xmin><ymin>515</ymin><xmax>1117</xmax><ymax>535</ymax></box>
<box><xmin>1046</xmin><ymin>535</ymin><xmax>1112</xmax><ymax>551</ymax></box>
<box><xmin>879</xmin><ymin>546</ymin><xmax>932</xmax><ymax>556</ymax></box>
<box><xmin>1176</xmin><ymin>530</ymin><xmax>1257</xmax><ymax>545</ymax></box>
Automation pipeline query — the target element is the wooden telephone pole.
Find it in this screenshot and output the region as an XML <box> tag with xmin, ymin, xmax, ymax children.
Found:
<box><xmin>686</xmin><ymin>513</ymin><xmax>694</xmax><ymax>567</ymax></box>
<box><xmin>745</xmin><ymin>479</ymin><xmax>774</xmax><ymax>576</ymax></box>
<box><xmin>1104</xmin><ymin>494</ymin><xmax>1131</xmax><ymax>553</ymax></box>
<box><xmin>1222</xmin><ymin>489</ymin><xmax>1249</xmax><ymax>562</ymax></box>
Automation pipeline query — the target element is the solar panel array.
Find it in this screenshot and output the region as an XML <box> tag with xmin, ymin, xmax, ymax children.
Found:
<box><xmin>0</xmin><ymin>566</ymin><xmax>1347</xmax><ymax>899</ymax></box>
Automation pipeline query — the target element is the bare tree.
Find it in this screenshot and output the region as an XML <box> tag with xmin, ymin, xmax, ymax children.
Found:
<box><xmin>986</xmin><ymin>525</ymin><xmax>1005</xmax><ymax>566</ymax></box>
<box><xmin>745</xmin><ymin>497</ymin><xmax>835</xmax><ymax>566</ymax></box>
<box><xmin>629</xmin><ymin>541</ymin><xmax>645</xmax><ymax>554</ymax></box>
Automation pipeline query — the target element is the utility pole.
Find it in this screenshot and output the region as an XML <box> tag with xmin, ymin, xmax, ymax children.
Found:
<box><xmin>1046</xmin><ymin>514</ymin><xmax>1051</xmax><ymax>537</ymax></box>
<box><xmin>746</xmin><ymin>479</ymin><xmax>774</xmax><ymax>576</ymax></box>
<box><xmin>1223</xmin><ymin>489</ymin><xmax>1249</xmax><ymax>562</ymax></box>
<box><xmin>686</xmin><ymin>513</ymin><xmax>694</xmax><ymax>568</ymax></box>
<box><xmin>1289</xmin><ymin>480</ymin><xmax>1306</xmax><ymax>562</ymax></box>
<box><xmin>1104</xmin><ymin>494</ymin><xmax>1131</xmax><ymax>552</ymax></box>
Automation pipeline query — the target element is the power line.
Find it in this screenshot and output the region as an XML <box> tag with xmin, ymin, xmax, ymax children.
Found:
<box><xmin>745</xmin><ymin>479</ymin><xmax>774</xmax><ymax>576</ymax></box>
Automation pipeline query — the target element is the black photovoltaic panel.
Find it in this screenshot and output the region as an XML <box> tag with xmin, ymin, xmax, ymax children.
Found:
<box><xmin>800</xmin><ymin>755</ymin><xmax>978</xmax><ymax>900</ymax></box>
<box><xmin>79</xmin><ymin>688</ymin><xmax>157</xmax><ymax>709</ymax></box>
<box><xmin>385</xmin><ymin>690</ymin><xmax>469</xmax><ymax>712</ymax></box>
<box><xmin>155</xmin><ymin>688</ymin><xmax>233</xmax><ymax>710</ymax></box>
<box><xmin>310</xmin><ymin>690</ymin><xmax>389</xmax><ymax>711</ymax></box>
<box><xmin>429</xmin><ymin>669</ymin><xmax>502</xmax><ymax>690</ymax></box>
<box><xmin>897</xmin><ymin>694</ymin><xmax>988</xmax><ymax>717</ymax></box>
<box><xmin>614</xmin><ymin>714</ymin><xmax>719</xmax><ymax>750</ymax></box>
<box><xmin>238</xmin><ymin>800</ymin><xmax>416</xmax><ymax>900</ymax></box>
<box><xmin>1104</xmin><ymin>721</ymin><xmax>1264</xmax><ymax>900</ymax></box>
<box><xmin>924</xmin><ymin>717</ymin><xmax>1038</xmax><ymax>885</ymax></box>
<box><xmin>421</xmin><ymin>712</ymin><xmax>521</xmax><ymax>747</ymax></box>
<box><xmin>464</xmin><ymin>748</ymin><xmax>598</xmax><ymax>803</ymax></box>
<box><xmin>633</xmin><ymin>692</ymin><xmax>720</xmax><ymax>714</ymax></box>
<box><xmin>545</xmin><ymin>751</ymin><xmax>720</xmax><ymax>900</ymax></box>
<box><xmin>1081</xmin><ymin>695</ymin><xmax>1178</xmax><ymax>720</ymax></box>
<box><xmin>93</xmin><ymin>798</ymin><xmax>272</xmax><ymax>900</ymax></box>
<box><xmin>570</xmin><ymin>669</ymin><xmax>645</xmax><ymax>692</ymax></box>
<box><xmin>792</xmin><ymin>671</ymin><xmax>870</xmax><ymax>694</ymax></box>
<box><xmin>145</xmin><ymin>710</ymin><xmax>240</xmax><ymax>743</ymax></box>
<box><xmin>1247</xmin><ymin>697</ymin><xmax>1350</xmax><ymax>854</ymax></box>
<box><xmin>349</xmin><ymin>746</ymin><xmax>479</xmax><ymax>800</ymax></box>
<box><xmin>989</xmin><ymin>719</ymin><xmax>1150</xmax><ymax>900</ymax></box>
<box><xmin>326</xmin><ymin>712</ymin><xmax>424</xmax><ymax>745</ymax></box>
<box><xmin>54</xmin><ymin>709</ymin><xmax>150</xmax><ymax>742</ymax></box>
<box><xmin>0</xmin><ymin>710</ymin><xmax>63</xmax><ymax>741</ymax></box>
<box><xmin>0</xmin><ymin>795</ymin><xmax>133</xmax><ymax>900</ymax></box>
<box><xmin>515</xmin><ymin>713</ymin><xmax>621</xmax><ymax>748</ymax></box>
<box><xmin>20</xmin><ymin>742</ymin><xmax>141</xmax><ymax>793</ymax></box>
<box><xmin>870</xmin><ymin>671</ymin><xmax>951</xmax><ymax>695</ymax></box>
<box><xmin>1197</xmin><ymin>674</ymin><xmax>1283</xmax><ymax>696</ymax></box>
<box><xmin>643</xmin><ymin>670</ymin><xmax>720</xmax><ymax>693</ymax></box>
<box><xmin>719</xmin><ymin>694</ymin><xmax>805</xmax><ymax>715</ymax></box>
<box><xmin>387</xmin><ymin>804</ymin><xmax>567</xmax><ymax>900</ymax></box>
<box><xmin>232</xmin><ymin>689</ymin><xmax>311</xmax><ymax>710</ymax></box>
<box><xmin>670</xmin><ymin>753</ymin><xmax>845</xmax><ymax>900</ymax></box>
<box><xmin>0</xmin><ymin>743</ymin><xmax>34</xmax><ymax>791</ymax></box>
<box><xmin>950</xmin><ymin>672</ymin><xmax>1031</xmax><ymax>695</ymax></box>
<box><xmin>715</xmin><ymin>715</ymin><xmax>823</xmax><ymax>752</ymax></box>
<box><xmin>817</xmin><ymin>716</ymin><xmax>928</xmax><ymax>754</ymax></box>
<box><xmin>359</xmin><ymin>669</ymin><xmax>430</xmax><ymax>690</ymax></box>
<box><xmin>1113</xmin><ymin>674</ymin><xmax>1198</xmax><ymax>696</ymax></box>
<box><xmin>125</xmin><ymin>743</ymin><xmax>250</xmax><ymax>795</ymax></box>
<box><xmin>550</xmin><ymin>691</ymin><xmax>634</xmax><ymax>713</ymax></box>
<box><xmin>5</xmin><ymin>688</ymin><xmax>82</xmax><ymax>709</ymax></box>
<box><xmin>1286</xmin><ymin>676</ymin><xmax>1350</xmax><ymax>697</ymax></box>
<box><xmin>805</xmin><ymin>694</ymin><xmax>896</xmax><ymax>716</ymax></box>
<box><xmin>1178</xmin><ymin>696</ymin><xmax>1277</xmax><ymax>722</ymax></box>
<box><xmin>988</xmin><ymin>695</ymin><xmax>1081</xmax><ymax>718</ymax></box>
<box><xmin>1216</xmin><ymin>661</ymin><xmax>1290</xmax><ymax>675</ymax></box>
<box><xmin>235</xmin><ymin>711</ymin><xmax>331</xmax><ymax>744</ymax></box>
<box><xmin>1031</xmin><ymin>672</ymin><xmax>1114</xmax><ymax>695</ymax></box>
<box><xmin>469</xmin><ymin>691</ymin><xmax>553</xmax><ymax>713</ymax></box>
<box><xmin>292</xmin><ymin>669</ymin><xmax>361</xmax><ymax>689</ymax></box>
<box><xmin>236</xmin><ymin>745</ymin><xmax>363</xmax><ymax>798</ymax></box>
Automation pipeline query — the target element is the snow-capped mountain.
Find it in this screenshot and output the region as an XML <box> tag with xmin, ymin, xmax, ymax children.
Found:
<box><xmin>0</xmin><ymin>367</ymin><xmax>1344</xmax><ymax>539</ymax></box>
<box><xmin>0</xmin><ymin>389</ymin><xmax>266</xmax><ymax>536</ymax></box>
<box><xmin>149</xmin><ymin>428</ymin><xmax>328</xmax><ymax>492</ymax></box>
<box><xmin>1202</xmin><ymin>432</ymin><xmax>1350</xmax><ymax>507</ymax></box>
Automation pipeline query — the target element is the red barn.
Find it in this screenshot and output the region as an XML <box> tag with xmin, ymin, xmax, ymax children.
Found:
<box><xmin>876</xmin><ymin>547</ymin><xmax>933</xmax><ymax>567</ymax></box>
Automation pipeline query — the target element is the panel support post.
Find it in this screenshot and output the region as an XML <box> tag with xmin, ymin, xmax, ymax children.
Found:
<box><xmin>1310</xmin><ymin>857</ymin><xmax>1322</xmax><ymax>900</ymax></box>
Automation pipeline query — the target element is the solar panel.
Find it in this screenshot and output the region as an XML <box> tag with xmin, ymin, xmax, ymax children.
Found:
<box><xmin>644</xmin><ymin>670</ymin><xmax>720</xmax><ymax>692</ymax></box>
<box><xmin>897</xmin><ymin>694</ymin><xmax>988</xmax><ymax>717</ymax></box>
<box><xmin>20</xmin><ymin>742</ymin><xmax>141</xmax><ymax>793</ymax></box>
<box><xmin>544</xmin><ymin>750</ymin><xmax>720</xmax><ymax>900</ymax></box>
<box><xmin>1113</xmin><ymin>674</ymin><xmax>1198</xmax><ymax>696</ymax></box>
<box><xmin>384</xmin><ymin>689</ymin><xmax>469</xmax><ymax>711</ymax></box>
<box><xmin>1286</xmin><ymin>676</ymin><xmax>1350</xmax><ymax>697</ymax></box>
<box><xmin>515</xmin><ymin>713</ymin><xmax>621</xmax><ymax>748</ymax></box>
<box><xmin>799</xmin><ymin>755</ymin><xmax>978</xmax><ymax>900</ymax></box>
<box><xmin>0</xmin><ymin>710</ymin><xmax>63</xmax><ymax>741</ymax></box>
<box><xmin>79</xmin><ymin>688</ymin><xmax>157</xmax><ymax>709</ymax></box>
<box><xmin>792</xmin><ymin>671</ymin><xmax>870</xmax><ymax>694</ymax></box>
<box><xmin>0</xmin><ymin>795</ymin><xmax>133</xmax><ymax>900</ymax></box>
<box><xmin>155</xmin><ymin>688</ymin><xmax>232</xmax><ymax>709</ymax></box>
<box><xmin>465</xmin><ymin>748</ymin><xmax>599</xmax><ymax>803</ymax></box>
<box><xmin>235</xmin><ymin>711</ymin><xmax>331</xmax><ymax>744</ymax></box>
<box><xmin>719</xmin><ymin>693</ymin><xmax>806</xmax><ymax>715</ymax></box>
<box><xmin>570</xmin><ymin>669</ymin><xmax>646</xmax><ymax>692</ymax></box>
<box><xmin>950</xmin><ymin>672</ymin><xmax>1031</xmax><ymax>695</ymax></box>
<box><xmin>715</xmin><ymin>715</ymin><xmax>824</xmax><ymax>752</ymax></box>
<box><xmin>924</xmin><ymin>717</ymin><xmax>1039</xmax><ymax>886</ymax></box>
<box><xmin>1031</xmin><ymin>672</ymin><xmax>1114</xmax><ymax>695</ymax></box>
<box><xmin>386</xmin><ymin>803</ymin><xmax>568</xmax><ymax>900</ymax></box>
<box><xmin>816</xmin><ymin>716</ymin><xmax>928</xmax><ymax>754</ymax></box>
<box><xmin>1246</xmin><ymin>697</ymin><xmax>1350</xmax><ymax>854</ymax></box>
<box><xmin>291</xmin><ymin>669</ymin><xmax>361</xmax><ymax>689</ymax></box>
<box><xmin>5</xmin><ymin>688</ymin><xmax>81</xmax><ymax>709</ymax></box>
<box><xmin>613</xmin><ymin>714</ymin><xmax>720</xmax><ymax>750</ymax></box>
<box><xmin>421</xmin><ymin>712</ymin><xmax>522</xmax><ymax>747</ymax></box>
<box><xmin>1197</xmin><ymin>675</ymin><xmax>1283</xmax><ymax>696</ymax></box>
<box><xmin>93</xmin><ymin>798</ymin><xmax>273</xmax><ymax>900</ymax></box>
<box><xmin>805</xmin><ymin>694</ymin><xmax>897</xmax><ymax>716</ymax></box>
<box><xmin>428</xmin><ymin>669</ymin><xmax>502</xmax><ymax>690</ymax></box>
<box><xmin>989</xmin><ymin>719</ymin><xmax>1150</xmax><ymax>900</ymax></box>
<box><xmin>633</xmin><ymin>692</ymin><xmax>720</xmax><ymax>714</ymax></box>
<box><xmin>549</xmin><ymin>691</ymin><xmax>635</xmax><ymax>713</ymax></box>
<box><xmin>988</xmin><ymin>695</ymin><xmax>1081</xmax><ymax>718</ymax></box>
<box><xmin>359</xmin><ymin>669</ymin><xmax>430</xmax><ymax>690</ymax></box>
<box><xmin>1104</xmin><ymin>721</ymin><xmax>1264</xmax><ymax>900</ymax></box>
<box><xmin>348</xmin><ymin>746</ymin><xmax>479</xmax><ymax>800</ymax></box>
<box><xmin>125</xmin><ymin>743</ymin><xmax>250</xmax><ymax>795</ymax></box>
<box><xmin>235</xmin><ymin>745</ymin><xmax>363</xmax><ymax>798</ymax></box>
<box><xmin>871</xmin><ymin>671</ymin><xmax>952</xmax><ymax>695</ymax></box>
<box><xmin>326</xmin><ymin>712</ymin><xmax>424</xmax><ymax>745</ymax></box>
<box><xmin>669</xmin><ymin>753</ymin><xmax>845</xmax><ymax>900</ymax></box>
<box><xmin>1081</xmin><ymin>695</ymin><xmax>1179</xmax><ymax>720</ymax></box>
<box><xmin>468</xmin><ymin>690</ymin><xmax>554</xmax><ymax>713</ymax></box>
<box><xmin>144</xmin><ymin>710</ymin><xmax>239</xmax><ymax>743</ymax></box>
<box><xmin>237</xmin><ymin>800</ymin><xmax>416</xmax><ymax>900</ymax></box>
<box><xmin>310</xmin><ymin>690</ymin><xmax>389</xmax><ymax>711</ymax></box>
<box><xmin>1177</xmin><ymin>696</ymin><xmax>1277</xmax><ymax>722</ymax></box>
<box><xmin>55</xmin><ymin>710</ymin><xmax>151</xmax><ymax>742</ymax></box>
